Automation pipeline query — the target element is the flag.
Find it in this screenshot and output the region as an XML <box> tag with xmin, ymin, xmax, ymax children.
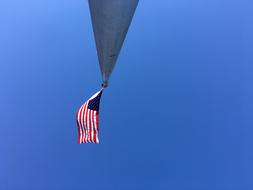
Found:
<box><xmin>76</xmin><ymin>89</ymin><xmax>103</xmax><ymax>144</ymax></box>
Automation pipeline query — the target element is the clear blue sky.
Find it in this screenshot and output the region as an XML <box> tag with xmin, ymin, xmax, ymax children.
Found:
<box><xmin>1</xmin><ymin>0</ymin><xmax>253</xmax><ymax>189</ymax></box>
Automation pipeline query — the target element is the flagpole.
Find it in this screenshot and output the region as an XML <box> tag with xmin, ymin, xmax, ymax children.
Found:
<box><xmin>101</xmin><ymin>81</ymin><xmax>108</xmax><ymax>88</ymax></box>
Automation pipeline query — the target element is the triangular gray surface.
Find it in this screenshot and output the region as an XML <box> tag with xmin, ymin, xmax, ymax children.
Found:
<box><xmin>88</xmin><ymin>0</ymin><xmax>139</xmax><ymax>84</ymax></box>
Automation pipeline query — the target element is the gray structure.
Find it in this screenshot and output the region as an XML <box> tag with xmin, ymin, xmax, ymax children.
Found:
<box><xmin>88</xmin><ymin>0</ymin><xmax>139</xmax><ymax>87</ymax></box>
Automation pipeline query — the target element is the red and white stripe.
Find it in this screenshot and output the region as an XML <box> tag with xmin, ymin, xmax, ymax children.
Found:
<box><xmin>76</xmin><ymin>91</ymin><xmax>101</xmax><ymax>144</ymax></box>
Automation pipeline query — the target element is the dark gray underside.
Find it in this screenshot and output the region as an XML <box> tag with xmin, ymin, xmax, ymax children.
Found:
<box><xmin>88</xmin><ymin>0</ymin><xmax>139</xmax><ymax>85</ymax></box>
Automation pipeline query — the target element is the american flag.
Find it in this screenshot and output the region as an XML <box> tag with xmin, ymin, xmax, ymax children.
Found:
<box><xmin>76</xmin><ymin>89</ymin><xmax>103</xmax><ymax>144</ymax></box>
